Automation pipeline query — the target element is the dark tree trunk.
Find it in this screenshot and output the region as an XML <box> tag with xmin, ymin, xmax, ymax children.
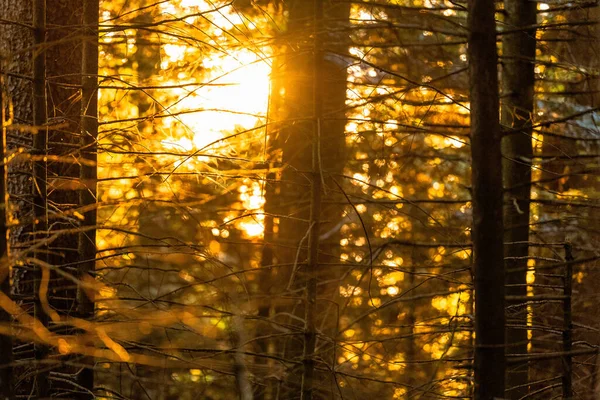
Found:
<box><xmin>300</xmin><ymin>1</ymin><xmax>324</xmax><ymax>397</ymax></box>
<box><xmin>263</xmin><ymin>0</ymin><xmax>349</xmax><ymax>397</ymax></box>
<box><xmin>45</xmin><ymin>0</ymin><xmax>84</xmax><ymax>306</ymax></box>
<box><xmin>256</xmin><ymin>112</ymin><xmax>280</xmax><ymax>400</ymax></box>
<box><xmin>467</xmin><ymin>0</ymin><xmax>506</xmax><ymax>398</ymax></box>
<box><xmin>41</xmin><ymin>0</ymin><xmax>88</xmax><ymax>396</ymax></box>
<box><xmin>500</xmin><ymin>0</ymin><xmax>536</xmax><ymax>397</ymax></box>
<box><xmin>0</xmin><ymin>0</ymin><xmax>35</xmax><ymax>392</ymax></box>
<box><xmin>1</xmin><ymin>0</ymin><xmax>89</xmax><ymax>396</ymax></box>
<box><xmin>32</xmin><ymin>0</ymin><xmax>50</xmax><ymax>396</ymax></box>
<box><xmin>77</xmin><ymin>0</ymin><xmax>99</xmax><ymax>396</ymax></box>
<box><xmin>0</xmin><ymin>75</ymin><xmax>13</xmax><ymax>400</ymax></box>
<box><xmin>530</xmin><ymin>7</ymin><xmax>600</xmax><ymax>398</ymax></box>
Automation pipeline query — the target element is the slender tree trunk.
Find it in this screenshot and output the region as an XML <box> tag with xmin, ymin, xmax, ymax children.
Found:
<box><xmin>44</xmin><ymin>0</ymin><xmax>86</xmax><ymax>395</ymax></box>
<box><xmin>0</xmin><ymin>74</ymin><xmax>13</xmax><ymax>400</ymax></box>
<box><xmin>467</xmin><ymin>0</ymin><xmax>506</xmax><ymax>398</ymax></box>
<box><xmin>301</xmin><ymin>1</ymin><xmax>324</xmax><ymax>397</ymax></box>
<box><xmin>501</xmin><ymin>0</ymin><xmax>536</xmax><ymax>397</ymax></box>
<box><xmin>1</xmin><ymin>0</ymin><xmax>85</xmax><ymax>395</ymax></box>
<box><xmin>562</xmin><ymin>242</ymin><xmax>574</xmax><ymax>399</ymax></box>
<box><xmin>32</xmin><ymin>0</ymin><xmax>50</xmax><ymax>396</ymax></box>
<box><xmin>77</xmin><ymin>0</ymin><xmax>99</xmax><ymax>396</ymax></box>
<box><xmin>0</xmin><ymin>0</ymin><xmax>35</xmax><ymax>392</ymax></box>
<box><xmin>256</xmin><ymin>135</ymin><xmax>279</xmax><ymax>400</ymax></box>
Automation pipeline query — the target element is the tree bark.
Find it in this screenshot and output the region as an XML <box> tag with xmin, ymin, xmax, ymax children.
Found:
<box><xmin>1</xmin><ymin>0</ymin><xmax>87</xmax><ymax>395</ymax></box>
<box><xmin>0</xmin><ymin>0</ymin><xmax>35</xmax><ymax>393</ymax></box>
<box><xmin>301</xmin><ymin>1</ymin><xmax>324</xmax><ymax>397</ymax></box>
<box><xmin>501</xmin><ymin>0</ymin><xmax>536</xmax><ymax>397</ymax></box>
<box><xmin>467</xmin><ymin>0</ymin><xmax>506</xmax><ymax>398</ymax></box>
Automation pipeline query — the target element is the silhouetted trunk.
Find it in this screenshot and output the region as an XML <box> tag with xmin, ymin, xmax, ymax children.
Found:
<box><xmin>256</xmin><ymin>109</ymin><xmax>280</xmax><ymax>400</ymax></box>
<box><xmin>500</xmin><ymin>0</ymin><xmax>536</xmax><ymax>397</ymax></box>
<box><xmin>300</xmin><ymin>1</ymin><xmax>324</xmax><ymax>397</ymax></box>
<box><xmin>77</xmin><ymin>0</ymin><xmax>99</xmax><ymax>396</ymax></box>
<box><xmin>0</xmin><ymin>74</ymin><xmax>13</xmax><ymax>400</ymax></box>
<box><xmin>467</xmin><ymin>0</ymin><xmax>506</xmax><ymax>398</ymax></box>
<box><xmin>0</xmin><ymin>0</ymin><xmax>35</xmax><ymax>393</ymax></box>
<box><xmin>265</xmin><ymin>0</ymin><xmax>349</xmax><ymax>397</ymax></box>
<box><xmin>0</xmin><ymin>0</ymin><xmax>86</xmax><ymax>395</ymax></box>
<box><xmin>32</xmin><ymin>0</ymin><xmax>50</xmax><ymax>395</ymax></box>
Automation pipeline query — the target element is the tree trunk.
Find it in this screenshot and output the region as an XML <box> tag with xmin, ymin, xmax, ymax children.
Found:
<box><xmin>500</xmin><ymin>0</ymin><xmax>536</xmax><ymax>397</ymax></box>
<box><xmin>44</xmin><ymin>0</ymin><xmax>84</xmax><ymax>311</ymax></box>
<box><xmin>42</xmin><ymin>0</ymin><xmax>88</xmax><ymax>396</ymax></box>
<box><xmin>265</xmin><ymin>0</ymin><xmax>349</xmax><ymax>397</ymax></box>
<box><xmin>1</xmin><ymin>0</ymin><xmax>87</xmax><ymax>395</ymax></box>
<box><xmin>300</xmin><ymin>0</ymin><xmax>324</xmax><ymax>397</ymax></box>
<box><xmin>256</xmin><ymin>123</ymin><xmax>280</xmax><ymax>400</ymax></box>
<box><xmin>32</xmin><ymin>0</ymin><xmax>50</xmax><ymax>396</ymax></box>
<box><xmin>0</xmin><ymin>0</ymin><xmax>35</xmax><ymax>392</ymax></box>
<box><xmin>77</xmin><ymin>0</ymin><xmax>99</xmax><ymax>396</ymax></box>
<box><xmin>467</xmin><ymin>0</ymin><xmax>506</xmax><ymax>398</ymax></box>
<box><xmin>0</xmin><ymin>73</ymin><xmax>13</xmax><ymax>400</ymax></box>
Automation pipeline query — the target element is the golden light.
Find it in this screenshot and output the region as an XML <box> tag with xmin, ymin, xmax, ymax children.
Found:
<box><xmin>238</xmin><ymin>220</ymin><xmax>264</xmax><ymax>238</ymax></box>
<box><xmin>160</xmin><ymin>50</ymin><xmax>271</xmax><ymax>154</ymax></box>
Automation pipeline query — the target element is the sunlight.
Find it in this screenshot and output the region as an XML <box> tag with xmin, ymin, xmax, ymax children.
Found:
<box><xmin>238</xmin><ymin>221</ymin><xmax>264</xmax><ymax>238</ymax></box>
<box><xmin>161</xmin><ymin>50</ymin><xmax>271</xmax><ymax>153</ymax></box>
<box><xmin>236</xmin><ymin>181</ymin><xmax>267</xmax><ymax>238</ymax></box>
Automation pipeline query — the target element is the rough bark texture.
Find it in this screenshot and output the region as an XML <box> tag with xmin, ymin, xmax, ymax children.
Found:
<box><xmin>0</xmin><ymin>0</ymin><xmax>35</xmax><ymax>293</ymax></box>
<box><xmin>32</xmin><ymin>0</ymin><xmax>50</xmax><ymax>396</ymax></box>
<box><xmin>1</xmin><ymin>0</ymin><xmax>88</xmax><ymax>396</ymax></box>
<box><xmin>500</xmin><ymin>0</ymin><xmax>536</xmax><ymax>397</ymax></box>
<box><xmin>0</xmin><ymin>6</ymin><xmax>34</xmax><ymax>396</ymax></box>
<box><xmin>467</xmin><ymin>0</ymin><xmax>506</xmax><ymax>398</ymax></box>
<box><xmin>45</xmin><ymin>0</ymin><xmax>84</xmax><ymax>314</ymax></box>
<box><xmin>0</xmin><ymin>0</ymin><xmax>50</xmax><ymax>395</ymax></box>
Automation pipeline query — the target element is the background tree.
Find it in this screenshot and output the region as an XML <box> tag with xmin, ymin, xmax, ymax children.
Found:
<box><xmin>0</xmin><ymin>73</ymin><xmax>13</xmax><ymax>400</ymax></box>
<box><xmin>468</xmin><ymin>0</ymin><xmax>506</xmax><ymax>397</ymax></box>
<box><xmin>500</xmin><ymin>0</ymin><xmax>537</xmax><ymax>396</ymax></box>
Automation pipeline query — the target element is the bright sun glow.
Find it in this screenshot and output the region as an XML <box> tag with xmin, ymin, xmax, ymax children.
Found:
<box><xmin>159</xmin><ymin>46</ymin><xmax>271</xmax><ymax>238</ymax></box>
<box><xmin>161</xmin><ymin>50</ymin><xmax>271</xmax><ymax>153</ymax></box>
<box><xmin>159</xmin><ymin>47</ymin><xmax>271</xmax><ymax>238</ymax></box>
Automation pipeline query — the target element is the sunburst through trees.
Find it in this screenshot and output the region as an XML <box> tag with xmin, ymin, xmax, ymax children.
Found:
<box><xmin>0</xmin><ymin>0</ymin><xmax>599</xmax><ymax>399</ymax></box>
